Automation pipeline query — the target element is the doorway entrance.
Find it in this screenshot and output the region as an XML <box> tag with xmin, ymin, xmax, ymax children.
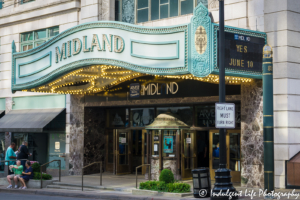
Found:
<box><xmin>181</xmin><ymin>130</ymin><xmax>210</xmax><ymax>180</ymax></box>
<box><xmin>209</xmin><ymin>129</ymin><xmax>241</xmax><ymax>182</ymax></box>
<box><xmin>105</xmin><ymin>129</ymin><xmax>147</xmax><ymax>175</ymax></box>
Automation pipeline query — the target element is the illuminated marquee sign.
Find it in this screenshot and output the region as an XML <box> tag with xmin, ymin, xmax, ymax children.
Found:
<box><xmin>11</xmin><ymin>3</ymin><xmax>267</xmax><ymax>93</ymax></box>
<box><xmin>217</xmin><ymin>32</ymin><xmax>265</xmax><ymax>73</ymax></box>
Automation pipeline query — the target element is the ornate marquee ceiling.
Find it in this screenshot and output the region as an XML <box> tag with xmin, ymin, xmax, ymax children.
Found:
<box><xmin>21</xmin><ymin>65</ymin><xmax>253</xmax><ymax>95</ymax></box>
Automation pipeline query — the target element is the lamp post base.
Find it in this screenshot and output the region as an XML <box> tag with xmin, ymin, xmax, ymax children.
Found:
<box><xmin>210</xmin><ymin>168</ymin><xmax>238</xmax><ymax>200</ymax></box>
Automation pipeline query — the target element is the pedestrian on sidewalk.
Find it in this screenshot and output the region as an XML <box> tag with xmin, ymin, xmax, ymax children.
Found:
<box><xmin>5</xmin><ymin>142</ymin><xmax>17</xmax><ymax>174</ymax></box>
<box><xmin>19</xmin><ymin>161</ymin><xmax>33</xmax><ymax>189</ymax></box>
<box><xmin>17</xmin><ymin>141</ymin><xmax>31</xmax><ymax>171</ymax></box>
<box><xmin>6</xmin><ymin>160</ymin><xmax>23</xmax><ymax>189</ymax></box>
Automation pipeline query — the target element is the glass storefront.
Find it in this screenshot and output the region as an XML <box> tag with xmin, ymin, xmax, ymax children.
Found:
<box><xmin>0</xmin><ymin>133</ymin><xmax>4</xmax><ymax>172</ymax></box>
<box><xmin>11</xmin><ymin>132</ymin><xmax>66</xmax><ymax>169</ymax></box>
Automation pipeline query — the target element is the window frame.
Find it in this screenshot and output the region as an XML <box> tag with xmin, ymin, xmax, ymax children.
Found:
<box><xmin>135</xmin><ymin>0</ymin><xmax>200</xmax><ymax>24</ymax></box>
<box><xmin>20</xmin><ymin>0</ymin><xmax>35</xmax><ymax>4</ymax></box>
<box><xmin>20</xmin><ymin>26</ymin><xmax>59</xmax><ymax>52</ymax></box>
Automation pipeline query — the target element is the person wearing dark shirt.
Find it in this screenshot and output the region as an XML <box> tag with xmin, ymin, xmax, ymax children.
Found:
<box><xmin>19</xmin><ymin>161</ymin><xmax>33</xmax><ymax>189</ymax></box>
<box><xmin>17</xmin><ymin>141</ymin><xmax>31</xmax><ymax>171</ymax></box>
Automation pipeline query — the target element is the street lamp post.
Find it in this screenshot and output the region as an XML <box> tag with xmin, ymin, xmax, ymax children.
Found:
<box><xmin>211</xmin><ymin>0</ymin><xmax>238</xmax><ymax>199</ymax></box>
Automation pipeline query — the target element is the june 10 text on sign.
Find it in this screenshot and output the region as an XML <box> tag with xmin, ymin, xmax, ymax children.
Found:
<box><xmin>215</xmin><ymin>103</ymin><xmax>235</xmax><ymax>129</ymax></box>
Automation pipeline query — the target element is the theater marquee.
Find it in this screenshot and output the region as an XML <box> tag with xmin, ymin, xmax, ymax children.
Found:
<box><xmin>11</xmin><ymin>3</ymin><xmax>266</xmax><ymax>93</ymax></box>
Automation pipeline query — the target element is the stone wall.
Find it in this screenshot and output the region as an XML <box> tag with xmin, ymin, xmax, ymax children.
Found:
<box><xmin>83</xmin><ymin>107</ymin><xmax>106</xmax><ymax>174</ymax></box>
<box><xmin>241</xmin><ymin>80</ymin><xmax>264</xmax><ymax>187</ymax></box>
<box><xmin>150</xmin><ymin>158</ymin><xmax>178</xmax><ymax>180</ymax></box>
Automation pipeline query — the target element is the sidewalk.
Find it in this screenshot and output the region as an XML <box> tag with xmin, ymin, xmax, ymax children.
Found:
<box><xmin>0</xmin><ymin>173</ymin><xmax>300</xmax><ymax>200</ymax></box>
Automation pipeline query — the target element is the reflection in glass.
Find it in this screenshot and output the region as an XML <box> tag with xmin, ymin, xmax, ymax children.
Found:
<box><xmin>21</xmin><ymin>32</ymin><xmax>33</xmax><ymax>42</ymax></box>
<box><xmin>229</xmin><ymin>133</ymin><xmax>240</xmax><ymax>171</ymax></box>
<box><xmin>212</xmin><ymin>133</ymin><xmax>219</xmax><ymax>169</ymax></box>
<box><xmin>108</xmin><ymin>108</ymin><xmax>126</xmax><ymax>128</ymax></box>
<box><xmin>157</xmin><ymin>107</ymin><xmax>193</xmax><ymax>126</ymax></box>
<box><xmin>119</xmin><ymin>132</ymin><xmax>128</xmax><ymax>165</ymax></box>
<box><xmin>181</xmin><ymin>0</ymin><xmax>193</xmax><ymax>15</ymax></box>
<box><xmin>131</xmin><ymin>108</ymin><xmax>155</xmax><ymax>127</ymax></box>
<box><xmin>183</xmin><ymin>132</ymin><xmax>192</xmax><ymax>169</ymax></box>
<box><xmin>49</xmin><ymin>27</ymin><xmax>59</xmax><ymax>37</ymax></box>
<box><xmin>35</xmin><ymin>29</ymin><xmax>47</xmax><ymax>39</ymax></box>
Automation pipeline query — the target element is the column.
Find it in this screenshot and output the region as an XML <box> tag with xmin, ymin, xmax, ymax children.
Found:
<box><xmin>241</xmin><ymin>80</ymin><xmax>264</xmax><ymax>187</ymax></box>
<box><xmin>67</xmin><ymin>94</ymin><xmax>84</xmax><ymax>175</ymax></box>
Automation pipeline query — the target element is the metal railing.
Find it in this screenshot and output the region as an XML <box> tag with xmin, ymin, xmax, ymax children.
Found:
<box><xmin>0</xmin><ymin>159</ymin><xmax>30</xmax><ymax>165</ymax></box>
<box><xmin>40</xmin><ymin>160</ymin><xmax>61</xmax><ymax>188</ymax></box>
<box><xmin>136</xmin><ymin>164</ymin><xmax>151</xmax><ymax>189</ymax></box>
<box><xmin>81</xmin><ymin>161</ymin><xmax>102</xmax><ymax>191</ymax></box>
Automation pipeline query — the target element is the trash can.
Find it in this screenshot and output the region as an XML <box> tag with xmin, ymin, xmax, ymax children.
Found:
<box><xmin>191</xmin><ymin>168</ymin><xmax>211</xmax><ymax>198</ymax></box>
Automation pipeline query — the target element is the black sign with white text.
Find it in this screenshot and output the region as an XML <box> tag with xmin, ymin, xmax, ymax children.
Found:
<box><xmin>217</xmin><ymin>31</ymin><xmax>265</xmax><ymax>73</ymax></box>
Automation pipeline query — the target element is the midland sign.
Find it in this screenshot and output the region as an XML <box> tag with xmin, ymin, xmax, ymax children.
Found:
<box><xmin>11</xmin><ymin>3</ymin><xmax>267</xmax><ymax>92</ymax></box>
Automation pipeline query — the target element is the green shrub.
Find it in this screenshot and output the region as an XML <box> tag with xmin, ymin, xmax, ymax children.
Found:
<box><xmin>139</xmin><ymin>181</ymin><xmax>190</xmax><ymax>193</ymax></box>
<box><xmin>159</xmin><ymin>169</ymin><xmax>174</xmax><ymax>184</ymax></box>
<box><xmin>31</xmin><ymin>163</ymin><xmax>40</xmax><ymax>173</ymax></box>
<box><xmin>33</xmin><ymin>172</ymin><xmax>52</xmax><ymax>180</ymax></box>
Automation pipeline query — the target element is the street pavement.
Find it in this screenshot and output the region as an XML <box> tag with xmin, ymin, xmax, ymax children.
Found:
<box><xmin>1</xmin><ymin>192</ymin><xmax>91</xmax><ymax>200</ymax></box>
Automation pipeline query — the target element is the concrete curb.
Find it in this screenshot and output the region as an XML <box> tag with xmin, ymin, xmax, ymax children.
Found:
<box><xmin>0</xmin><ymin>188</ymin><xmax>191</xmax><ymax>200</ymax></box>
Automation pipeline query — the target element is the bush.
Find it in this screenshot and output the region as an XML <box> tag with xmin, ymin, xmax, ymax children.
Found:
<box><xmin>31</xmin><ymin>163</ymin><xmax>40</xmax><ymax>173</ymax></box>
<box><xmin>159</xmin><ymin>169</ymin><xmax>174</xmax><ymax>184</ymax></box>
<box><xmin>139</xmin><ymin>181</ymin><xmax>190</xmax><ymax>193</ymax></box>
<box><xmin>33</xmin><ymin>172</ymin><xmax>52</xmax><ymax>180</ymax></box>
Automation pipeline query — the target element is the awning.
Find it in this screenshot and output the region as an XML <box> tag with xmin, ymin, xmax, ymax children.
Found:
<box><xmin>0</xmin><ymin>108</ymin><xmax>65</xmax><ymax>132</ymax></box>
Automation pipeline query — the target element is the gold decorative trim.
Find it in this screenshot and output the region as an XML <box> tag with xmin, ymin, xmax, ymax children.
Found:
<box><xmin>264</xmin><ymin>141</ymin><xmax>274</xmax><ymax>143</ymax></box>
<box><xmin>264</xmin><ymin>126</ymin><xmax>273</xmax><ymax>128</ymax></box>
<box><xmin>264</xmin><ymin>115</ymin><xmax>273</xmax><ymax>117</ymax></box>
<box><xmin>263</xmin><ymin>62</ymin><xmax>273</xmax><ymax>64</ymax></box>
<box><xmin>263</xmin><ymin>73</ymin><xmax>273</xmax><ymax>75</ymax></box>
<box><xmin>265</xmin><ymin>171</ymin><xmax>274</xmax><ymax>173</ymax></box>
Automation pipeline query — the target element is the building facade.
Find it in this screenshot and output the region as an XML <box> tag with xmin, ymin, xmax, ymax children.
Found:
<box><xmin>0</xmin><ymin>0</ymin><xmax>298</xmax><ymax>189</ymax></box>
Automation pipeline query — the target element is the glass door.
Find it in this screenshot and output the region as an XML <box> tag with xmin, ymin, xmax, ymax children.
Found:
<box><xmin>209</xmin><ymin>130</ymin><xmax>221</xmax><ymax>181</ymax></box>
<box><xmin>116</xmin><ymin>129</ymin><xmax>131</xmax><ymax>175</ymax></box>
<box><xmin>228</xmin><ymin>130</ymin><xmax>241</xmax><ymax>182</ymax></box>
<box><xmin>141</xmin><ymin>130</ymin><xmax>148</xmax><ymax>175</ymax></box>
<box><xmin>181</xmin><ymin>130</ymin><xmax>196</xmax><ymax>180</ymax></box>
<box><xmin>209</xmin><ymin>130</ymin><xmax>241</xmax><ymax>182</ymax></box>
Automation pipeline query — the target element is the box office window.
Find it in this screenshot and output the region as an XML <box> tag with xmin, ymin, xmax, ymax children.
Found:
<box><xmin>20</xmin><ymin>26</ymin><xmax>59</xmax><ymax>52</ymax></box>
<box><xmin>131</xmin><ymin>108</ymin><xmax>155</xmax><ymax>127</ymax></box>
<box><xmin>0</xmin><ymin>133</ymin><xmax>4</xmax><ymax>172</ymax></box>
<box><xmin>107</xmin><ymin>108</ymin><xmax>129</xmax><ymax>128</ymax></box>
<box><xmin>136</xmin><ymin>0</ymin><xmax>208</xmax><ymax>23</ymax></box>
<box><xmin>157</xmin><ymin>106</ymin><xmax>193</xmax><ymax>126</ymax></box>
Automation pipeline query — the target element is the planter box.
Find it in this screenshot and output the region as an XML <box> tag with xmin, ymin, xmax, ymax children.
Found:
<box><xmin>132</xmin><ymin>189</ymin><xmax>193</xmax><ymax>197</ymax></box>
<box><xmin>0</xmin><ymin>177</ymin><xmax>56</xmax><ymax>188</ymax></box>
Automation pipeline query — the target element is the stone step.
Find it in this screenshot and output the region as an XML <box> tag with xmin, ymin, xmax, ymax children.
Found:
<box><xmin>48</xmin><ymin>182</ymin><xmax>133</xmax><ymax>192</ymax></box>
<box><xmin>46</xmin><ymin>184</ymin><xmax>97</xmax><ymax>191</ymax></box>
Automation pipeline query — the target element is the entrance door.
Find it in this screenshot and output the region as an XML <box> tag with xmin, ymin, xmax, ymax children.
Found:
<box><xmin>181</xmin><ymin>130</ymin><xmax>196</xmax><ymax>180</ymax></box>
<box><xmin>116</xmin><ymin>129</ymin><xmax>131</xmax><ymax>175</ymax></box>
<box><xmin>131</xmin><ymin>130</ymin><xmax>147</xmax><ymax>175</ymax></box>
<box><xmin>209</xmin><ymin>130</ymin><xmax>241</xmax><ymax>182</ymax></box>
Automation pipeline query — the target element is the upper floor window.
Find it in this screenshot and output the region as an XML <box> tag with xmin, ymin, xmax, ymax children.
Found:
<box><xmin>21</xmin><ymin>0</ymin><xmax>35</xmax><ymax>4</ymax></box>
<box><xmin>20</xmin><ymin>26</ymin><xmax>59</xmax><ymax>52</ymax></box>
<box><xmin>136</xmin><ymin>0</ymin><xmax>207</xmax><ymax>23</ymax></box>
